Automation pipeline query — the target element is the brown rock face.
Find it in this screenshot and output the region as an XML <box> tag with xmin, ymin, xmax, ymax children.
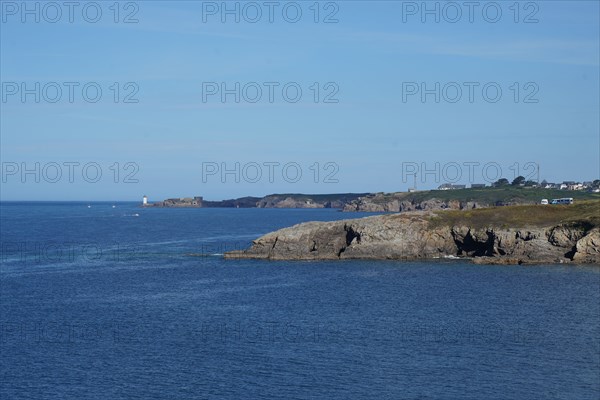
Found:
<box><xmin>256</xmin><ymin>194</ymin><xmax>366</xmax><ymax>209</ymax></box>
<box><xmin>572</xmin><ymin>228</ymin><xmax>600</xmax><ymax>263</ymax></box>
<box><xmin>224</xmin><ymin>213</ymin><xmax>600</xmax><ymax>265</ymax></box>
<box><xmin>342</xmin><ymin>197</ymin><xmax>486</xmax><ymax>213</ymax></box>
<box><xmin>257</xmin><ymin>197</ymin><xmax>325</xmax><ymax>209</ymax></box>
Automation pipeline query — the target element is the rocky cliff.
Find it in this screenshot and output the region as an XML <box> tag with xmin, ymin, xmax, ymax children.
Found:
<box><xmin>343</xmin><ymin>194</ymin><xmax>509</xmax><ymax>212</ymax></box>
<box><xmin>225</xmin><ymin>203</ymin><xmax>600</xmax><ymax>265</ymax></box>
<box><xmin>256</xmin><ymin>194</ymin><xmax>365</xmax><ymax>209</ymax></box>
<box><xmin>146</xmin><ymin>197</ymin><xmax>203</xmax><ymax>207</ymax></box>
<box><xmin>341</xmin><ymin>187</ymin><xmax>600</xmax><ymax>212</ymax></box>
<box><xmin>145</xmin><ymin>189</ymin><xmax>597</xmax><ymax>210</ymax></box>
<box><xmin>146</xmin><ymin>194</ymin><xmax>366</xmax><ymax>209</ymax></box>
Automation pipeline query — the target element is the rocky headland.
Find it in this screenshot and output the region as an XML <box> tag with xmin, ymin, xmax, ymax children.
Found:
<box><xmin>340</xmin><ymin>188</ymin><xmax>586</xmax><ymax>212</ymax></box>
<box><xmin>225</xmin><ymin>201</ymin><xmax>600</xmax><ymax>265</ymax></box>
<box><xmin>145</xmin><ymin>188</ymin><xmax>598</xmax><ymax>211</ymax></box>
<box><xmin>255</xmin><ymin>193</ymin><xmax>369</xmax><ymax>209</ymax></box>
<box><xmin>342</xmin><ymin>196</ymin><xmax>486</xmax><ymax>212</ymax></box>
<box><xmin>145</xmin><ymin>193</ymin><xmax>368</xmax><ymax>209</ymax></box>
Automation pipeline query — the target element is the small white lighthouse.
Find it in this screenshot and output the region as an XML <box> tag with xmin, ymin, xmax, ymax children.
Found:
<box><xmin>142</xmin><ymin>195</ymin><xmax>148</xmax><ymax>206</ymax></box>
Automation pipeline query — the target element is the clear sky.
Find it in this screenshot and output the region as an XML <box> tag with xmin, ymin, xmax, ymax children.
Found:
<box><xmin>1</xmin><ymin>0</ymin><xmax>599</xmax><ymax>201</ymax></box>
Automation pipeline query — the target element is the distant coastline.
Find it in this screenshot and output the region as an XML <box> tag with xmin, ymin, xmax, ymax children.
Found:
<box><xmin>141</xmin><ymin>193</ymin><xmax>369</xmax><ymax>209</ymax></box>
<box><xmin>141</xmin><ymin>186</ymin><xmax>600</xmax><ymax>212</ymax></box>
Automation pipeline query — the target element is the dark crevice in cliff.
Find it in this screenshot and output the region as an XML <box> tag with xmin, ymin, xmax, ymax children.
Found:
<box><xmin>344</xmin><ymin>225</ymin><xmax>361</xmax><ymax>246</ymax></box>
<box><xmin>336</xmin><ymin>226</ymin><xmax>361</xmax><ymax>258</ymax></box>
<box><xmin>564</xmin><ymin>246</ymin><xmax>577</xmax><ymax>260</ymax></box>
<box><xmin>453</xmin><ymin>229</ymin><xmax>495</xmax><ymax>257</ymax></box>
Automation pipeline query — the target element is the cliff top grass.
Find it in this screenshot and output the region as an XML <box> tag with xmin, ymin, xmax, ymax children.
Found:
<box><xmin>368</xmin><ymin>187</ymin><xmax>600</xmax><ymax>205</ymax></box>
<box><xmin>429</xmin><ymin>200</ymin><xmax>600</xmax><ymax>230</ymax></box>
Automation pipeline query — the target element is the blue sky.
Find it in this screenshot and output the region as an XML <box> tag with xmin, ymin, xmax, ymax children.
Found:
<box><xmin>1</xmin><ymin>0</ymin><xmax>598</xmax><ymax>201</ymax></box>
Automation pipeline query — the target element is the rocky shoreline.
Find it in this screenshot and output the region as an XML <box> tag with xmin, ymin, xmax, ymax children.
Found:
<box><xmin>342</xmin><ymin>197</ymin><xmax>487</xmax><ymax>212</ymax></box>
<box><xmin>144</xmin><ymin>193</ymin><xmax>368</xmax><ymax>209</ymax></box>
<box><xmin>145</xmin><ymin>189</ymin><xmax>598</xmax><ymax>211</ymax></box>
<box><xmin>224</xmin><ymin>204</ymin><xmax>600</xmax><ymax>265</ymax></box>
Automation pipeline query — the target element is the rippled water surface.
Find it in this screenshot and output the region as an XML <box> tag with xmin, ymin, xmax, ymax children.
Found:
<box><xmin>1</xmin><ymin>202</ymin><xmax>599</xmax><ymax>399</ymax></box>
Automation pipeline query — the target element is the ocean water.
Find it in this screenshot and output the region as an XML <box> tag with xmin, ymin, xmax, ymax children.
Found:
<box><xmin>1</xmin><ymin>202</ymin><xmax>599</xmax><ymax>400</ymax></box>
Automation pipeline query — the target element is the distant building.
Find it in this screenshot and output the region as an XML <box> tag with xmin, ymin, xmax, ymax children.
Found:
<box><xmin>142</xmin><ymin>195</ymin><xmax>148</xmax><ymax>206</ymax></box>
<box><xmin>438</xmin><ymin>183</ymin><xmax>466</xmax><ymax>190</ymax></box>
<box><xmin>557</xmin><ymin>181</ymin><xmax>583</xmax><ymax>190</ymax></box>
<box><xmin>470</xmin><ymin>184</ymin><xmax>486</xmax><ymax>188</ymax></box>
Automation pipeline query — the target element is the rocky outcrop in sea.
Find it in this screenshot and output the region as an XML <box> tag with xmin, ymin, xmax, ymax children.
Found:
<box><xmin>224</xmin><ymin>211</ymin><xmax>600</xmax><ymax>265</ymax></box>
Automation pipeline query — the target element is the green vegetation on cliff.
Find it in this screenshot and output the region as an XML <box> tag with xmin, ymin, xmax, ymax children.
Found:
<box><xmin>225</xmin><ymin>199</ymin><xmax>600</xmax><ymax>264</ymax></box>
<box><xmin>371</xmin><ymin>187</ymin><xmax>599</xmax><ymax>205</ymax></box>
<box><xmin>429</xmin><ymin>200</ymin><xmax>600</xmax><ymax>229</ymax></box>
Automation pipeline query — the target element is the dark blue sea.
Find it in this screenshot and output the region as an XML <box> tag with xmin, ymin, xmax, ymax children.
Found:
<box><xmin>1</xmin><ymin>202</ymin><xmax>599</xmax><ymax>400</ymax></box>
